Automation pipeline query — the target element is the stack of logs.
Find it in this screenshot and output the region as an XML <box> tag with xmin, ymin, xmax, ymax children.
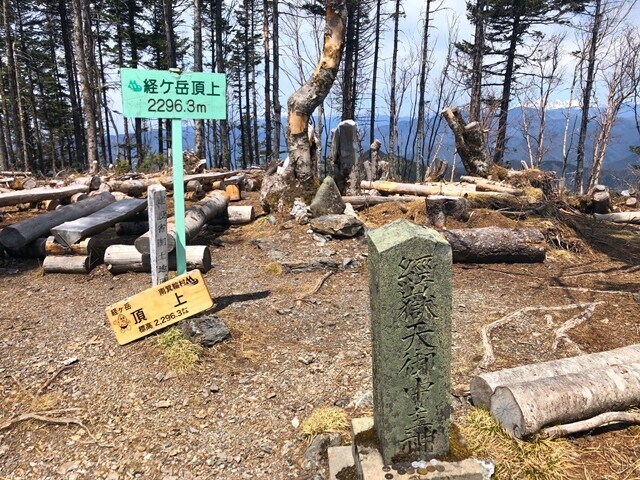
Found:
<box><xmin>0</xmin><ymin>169</ymin><xmax>257</xmax><ymax>274</ymax></box>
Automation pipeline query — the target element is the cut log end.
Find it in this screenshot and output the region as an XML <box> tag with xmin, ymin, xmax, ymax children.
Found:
<box><xmin>491</xmin><ymin>387</ymin><xmax>526</xmax><ymax>439</ymax></box>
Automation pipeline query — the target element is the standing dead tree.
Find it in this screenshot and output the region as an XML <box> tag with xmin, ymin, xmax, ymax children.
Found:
<box><xmin>441</xmin><ymin>107</ymin><xmax>492</xmax><ymax>177</ymax></box>
<box><xmin>260</xmin><ymin>0</ymin><xmax>347</xmax><ymax>212</ymax></box>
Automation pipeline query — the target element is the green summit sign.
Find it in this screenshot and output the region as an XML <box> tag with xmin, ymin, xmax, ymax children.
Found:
<box><xmin>120</xmin><ymin>68</ymin><xmax>226</xmax><ymax>120</ymax></box>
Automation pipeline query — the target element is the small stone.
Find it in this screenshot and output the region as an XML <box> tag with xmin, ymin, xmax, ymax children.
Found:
<box><xmin>298</xmin><ymin>354</ymin><xmax>315</xmax><ymax>365</ymax></box>
<box><xmin>155</xmin><ymin>372</ymin><xmax>165</xmax><ymax>382</ymax></box>
<box><xmin>261</xmin><ymin>445</ymin><xmax>273</xmax><ymax>454</ymax></box>
<box><xmin>163</xmin><ymin>370</ymin><xmax>177</xmax><ymax>381</ymax></box>
<box><xmin>291</xmin><ymin>417</ymin><xmax>300</xmax><ymax>429</ymax></box>
<box><xmin>155</xmin><ymin>400</ymin><xmax>172</xmax><ymax>408</ymax></box>
<box><xmin>334</xmin><ymin>397</ymin><xmax>349</xmax><ymax>408</ymax></box>
<box><xmin>209</xmin><ymin>384</ymin><xmax>220</xmax><ymax>393</ymax></box>
<box><xmin>180</xmin><ymin>316</ymin><xmax>231</xmax><ymax>347</ymax></box>
<box><xmin>626</xmin><ymin>197</ymin><xmax>637</xmax><ymax>207</ymax></box>
<box><xmin>266</xmin><ymin>215</ymin><xmax>277</xmax><ymax>225</ymax></box>
<box><xmin>310</xmin><ymin>215</ymin><xmax>364</xmax><ymax>238</ymax></box>
<box><xmin>238</xmin><ymin>376</ymin><xmax>252</xmax><ymax>385</ymax></box>
<box><xmin>56</xmin><ymin>461</ymin><xmax>80</xmax><ymax>475</ymax></box>
<box><xmin>266</xmin><ymin>392</ymin><xmax>276</xmax><ymax>399</ymax></box>
<box><xmin>312</xmin><ymin>234</ymin><xmax>328</xmax><ymax>244</ymax></box>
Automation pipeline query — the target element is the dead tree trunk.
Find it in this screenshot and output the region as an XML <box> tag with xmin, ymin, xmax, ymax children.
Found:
<box><xmin>491</xmin><ymin>362</ymin><xmax>640</xmax><ymax>439</ymax></box>
<box><xmin>260</xmin><ymin>0</ymin><xmax>347</xmax><ymax>211</ymax></box>
<box><xmin>471</xmin><ymin>344</ymin><xmax>640</xmax><ymax>409</ymax></box>
<box><xmin>441</xmin><ymin>227</ymin><xmax>546</xmax><ymax>263</ymax></box>
<box><xmin>442</xmin><ymin>107</ymin><xmax>491</xmax><ymax>177</ymax></box>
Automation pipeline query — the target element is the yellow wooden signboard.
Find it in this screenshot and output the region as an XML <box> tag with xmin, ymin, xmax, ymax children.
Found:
<box><xmin>105</xmin><ymin>269</ymin><xmax>213</xmax><ymax>345</ymax></box>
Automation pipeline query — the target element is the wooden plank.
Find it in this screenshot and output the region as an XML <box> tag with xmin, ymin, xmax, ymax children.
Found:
<box><xmin>105</xmin><ymin>269</ymin><xmax>213</xmax><ymax>345</ymax></box>
<box><xmin>51</xmin><ymin>198</ymin><xmax>147</xmax><ymax>247</ymax></box>
<box><xmin>0</xmin><ymin>184</ymin><xmax>89</xmax><ymax>207</ymax></box>
<box><xmin>0</xmin><ymin>192</ymin><xmax>116</xmax><ymax>250</ymax></box>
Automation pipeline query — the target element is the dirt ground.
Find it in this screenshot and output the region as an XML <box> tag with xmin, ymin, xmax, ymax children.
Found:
<box><xmin>1</xmin><ymin>193</ymin><xmax>640</xmax><ymax>480</ymax></box>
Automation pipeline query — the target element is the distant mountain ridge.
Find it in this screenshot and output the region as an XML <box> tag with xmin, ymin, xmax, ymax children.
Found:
<box><xmin>114</xmin><ymin>103</ymin><xmax>640</xmax><ymax>188</ymax></box>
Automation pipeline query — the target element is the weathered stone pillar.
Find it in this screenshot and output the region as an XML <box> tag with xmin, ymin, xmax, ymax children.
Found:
<box><xmin>367</xmin><ymin>220</ymin><xmax>452</xmax><ymax>465</ymax></box>
<box><xmin>329</xmin><ymin>119</ymin><xmax>361</xmax><ymax>195</ymax></box>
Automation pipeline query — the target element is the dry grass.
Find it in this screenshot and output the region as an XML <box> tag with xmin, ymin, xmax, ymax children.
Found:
<box><xmin>263</xmin><ymin>262</ymin><xmax>283</xmax><ymax>275</ymax></box>
<box><xmin>242</xmin><ymin>216</ymin><xmax>275</xmax><ymax>240</ymax></box>
<box><xmin>301</xmin><ymin>407</ymin><xmax>349</xmax><ymax>439</ymax></box>
<box><xmin>155</xmin><ymin>327</ymin><xmax>202</xmax><ymax>372</ymax></box>
<box><xmin>459</xmin><ymin>408</ymin><xmax>577</xmax><ymax>480</ymax></box>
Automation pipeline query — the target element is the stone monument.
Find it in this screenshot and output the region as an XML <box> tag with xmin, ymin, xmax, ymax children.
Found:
<box><xmin>367</xmin><ymin>219</ymin><xmax>452</xmax><ymax>465</ymax></box>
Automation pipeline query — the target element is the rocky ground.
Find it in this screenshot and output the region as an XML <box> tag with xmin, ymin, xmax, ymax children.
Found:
<box><xmin>1</xmin><ymin>193</ymin><xmax>639</xmax><ymax>480</ymax></box>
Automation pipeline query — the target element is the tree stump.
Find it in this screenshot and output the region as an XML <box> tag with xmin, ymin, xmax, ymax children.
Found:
<box><xmin>426</xmin><ymin>196</ymin><xmax>469</xmax><ymax>228</ymax></box>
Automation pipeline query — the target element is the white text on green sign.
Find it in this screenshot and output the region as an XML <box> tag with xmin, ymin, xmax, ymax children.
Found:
<box><xmin>120</xmin><ymin>68</ymin><xmax>227</xmax><ymax>120</ymax></box>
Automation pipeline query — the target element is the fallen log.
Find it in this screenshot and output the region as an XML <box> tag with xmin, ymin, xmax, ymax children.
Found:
<box><xmin>460</xmin><ymin>176</ymin><xmax>524</xmax><ymax>196</ymax></box>
<box><xmin>426</xmin><ymin>196</ymin><xmax>469</xmax><ymax>228</ymax></box>
<box><xmin>471</xmin><ymin>344</ymin><xmax>640</xmax><ymax>410</ymax></box>
<box><xmin>0</xmin><ymin>192</ymin><xmax>116</xmax><ymax>250</ymax></box>
<box><xmin>441</xmin><ymin>227</ymin><xmax>546</xmax><ymax>263</ymax></box>
<box><xmin>0</xmin><ymin>184</ymin><xmax>90</xmax><ymax>208</ymax></box>
<box><xmin>108</xmin><ymin>179</ymin><xmax>147</xmax><ymax>197</ymax></box>
<box><xmin>9</xmin><ymin>177</ymin><xmax>37</xmax><ymax>190</ymax></box>
<box><xmin>0</xmin><ymin>170</ymin><xmax>30</xmax><ymax>176</ymax></box>
<box><xmin>37</xmin><ymin>199</ymin><xmax>61</xmax><ymax>211</ymax></box>
<box><xmin>134</xmin><ymin>191</ymin><xmax>228</xmax><ymax>254</ymax></box>
<box><xmin>491</xmin><ymin>362</ymin><xmax>640</xmax><ymax>439</ymax></box>
<box><xmin>593</xmin><ymin>211</ymin><xmax>640</xmax><ymax>224</ymax></box>
<box><xmin>361</xmin><ymin>180</ymin><xmax>476</xmax><ymax>197</ymax></box>
<box><xmin>5</xmin><ymin>237</ymin><xmax>47</xmax><ymax>258</ymax></box>
<box><xmin>115</xmin><ymin>221</ymin><xmax>149</xmax><ymax>236</ymax></box>
<box><xmin>51</xmin><ymin>198</ymin><xmax>147</xmax><ymax>247</ymax></box>
<box><xmin>227</xmin><ymin>205</ymin><xmax>255</xmax><ymax>224</ymax></box>
<box><xmin>104</xmin><ymin>245</ymin><xmax>212</xmax><ymax>274</ymax></box>
<box><xmin>45</xmin><ymin>231</ymin><xmax>121</xmax><ymax>259</ymax></box>
<box><xmin>70</xmin><ymin>192</ymin><xmax>89</xmax><ymax>203</ymax></box>
<box><xmin>342</xmin><ymin>195</ymin><xmax>423</xmax><ymax>208</ymax></box>
<box><xmin>73</xmin><ymin>175</ymin><xmax>101</xmax><ymax>191</ymax></box>
<box><xmin>225</xmin><ymin>183</ymin><xmax>241</xmax><ymax>201</ymax></box>
<box><xmin>43</xmin><ymin>255</ymin><xmax>92</xmax><ymax>274</ymax></box>
<box><xmin>209</xmin><ymin>206</ymin><xmax>255</xmax><ymax>226</ymax></box>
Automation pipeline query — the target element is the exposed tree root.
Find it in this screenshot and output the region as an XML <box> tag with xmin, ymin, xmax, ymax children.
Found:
<box><xmin>296</xmin><ymin>271</ymin><xmax>335</xmax><ymax>302</ymax></box>
<box><xmin>542</xmin><ymin>411</ymin><xmax>640</xmax><ymax>439</ymax></box>
<box><xmin>479</xmin><ymin>302</ymin><xmax>602</xmax><ymax>369</ymax></box>
<box><xmin>552</xmin><ymin>302</ymin><xmax>604</xmax><ymax>353</ymax></box>
<box><xmin>36</xmin><ymin>364</ymin><xmax>75</xmax><ymax>396</ymax></box>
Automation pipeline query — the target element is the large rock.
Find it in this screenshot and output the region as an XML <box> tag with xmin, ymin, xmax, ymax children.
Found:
<box><xmin>310</xmin><ymin>215</ymin><xmax>363</xmax><ymax>238</ymax></box>
<box><xmin>309</xmin><ymin>177</ymin><xmax>346</xmax><ymax>218</ymax></box>
<box><xmin>180</xmin><ymin>316</ymin><xmax>231</xmax><ymax>347</ymax></box>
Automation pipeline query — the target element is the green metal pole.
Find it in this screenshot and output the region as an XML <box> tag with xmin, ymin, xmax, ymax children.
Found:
<box><xmin>172</xmin><ymin>119</ymin><xmax>187</xmax><ymax>274</ymax></box>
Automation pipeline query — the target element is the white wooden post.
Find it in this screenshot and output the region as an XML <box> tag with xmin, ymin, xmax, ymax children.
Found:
<box><xmin>147</xmin><ymin>184</ymin><xmax>169</xmax><ymax>286</ymax></box>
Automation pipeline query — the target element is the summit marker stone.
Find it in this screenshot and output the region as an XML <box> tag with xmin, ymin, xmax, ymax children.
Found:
<box><xmin>367</xmin><ymin>220</ymin><xmax>452</xmax><ymax>465</ymax></box>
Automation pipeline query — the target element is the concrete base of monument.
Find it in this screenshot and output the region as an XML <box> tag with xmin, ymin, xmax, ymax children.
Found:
<box><xmin>328</xmin><ymin>417</ymin><xmax>493</xmax><ymax>480</ymax></box>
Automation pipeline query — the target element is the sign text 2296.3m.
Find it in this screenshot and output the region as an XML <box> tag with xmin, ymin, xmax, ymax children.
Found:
<box><xmin>120</xmin><ymin>68</ymin><xmax>226</xmax><ymax>120</ymax></box>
